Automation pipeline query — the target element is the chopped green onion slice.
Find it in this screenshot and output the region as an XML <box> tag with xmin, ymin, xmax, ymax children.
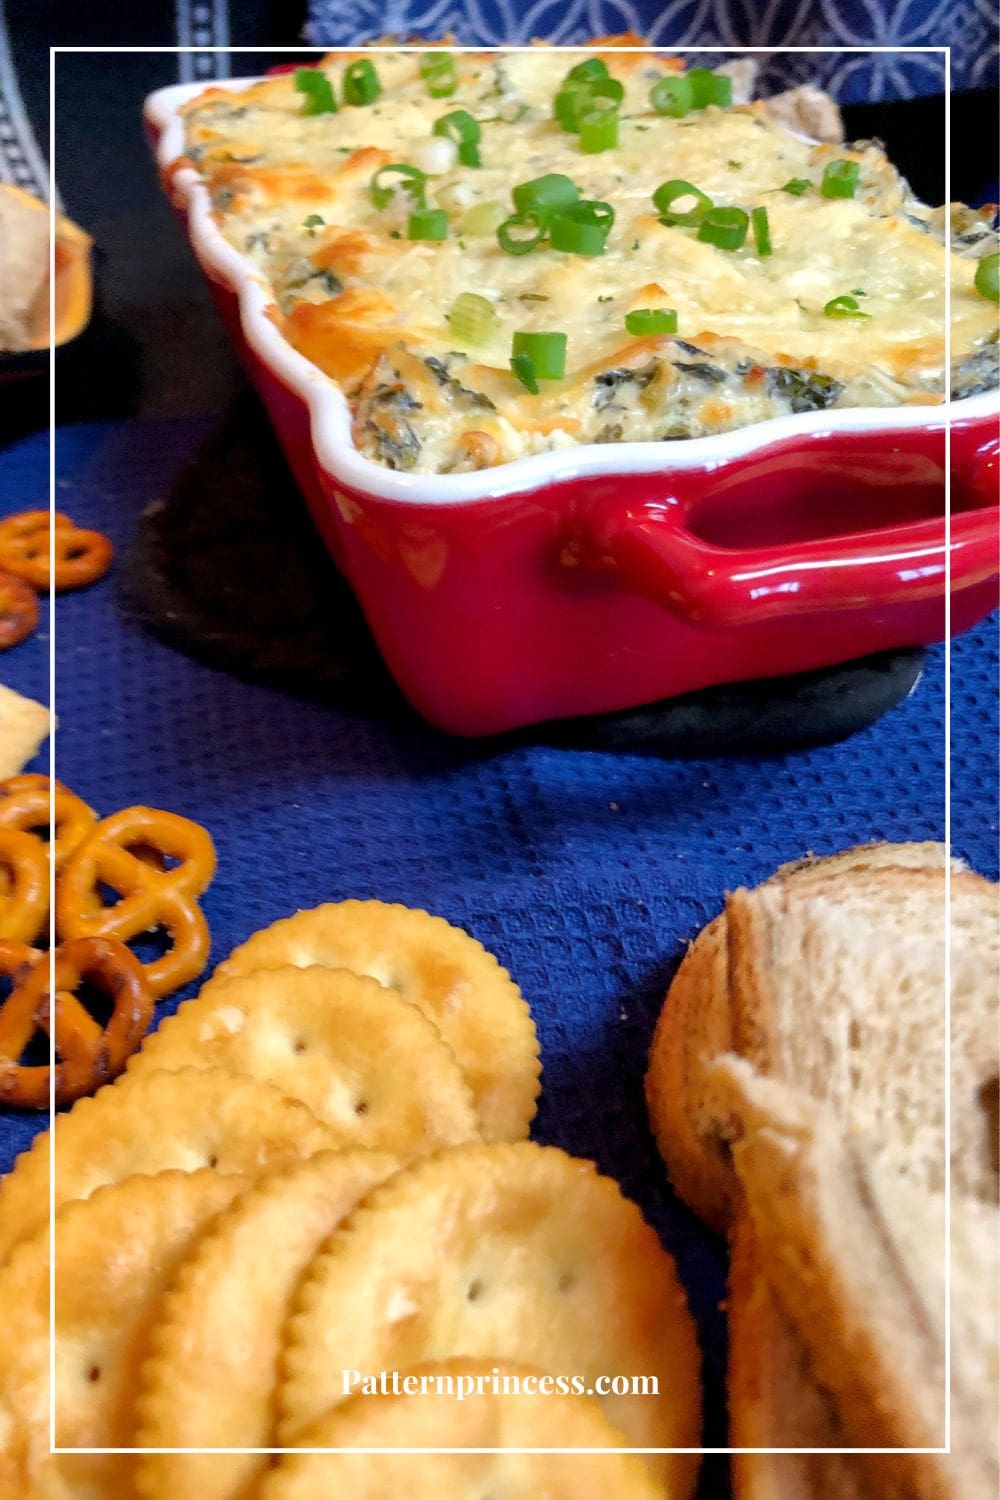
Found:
<box><xmin>511</xmin><ymin>174</ymin><xmax>580</xmax><ymax>219</ymax></box>
<box><xmin>433</xmin><ymin>109</ymin><xmax>482</xmax><ymax>167</ymax></box>
<box><xmin>419</xmin><ymin>51</ymin><xmax>458</xmax><ymax>97</ymax></box>
<box><xmin>751</xmin><ymin>205</ymin><xmax>772</xmax><ymax>257</ymax></box>
<box><xmin>496</xmin><ymin>211</ymin><xmax>547</xmax><ymax>255</ymax></box>
<box><xmin>407</xmin><ymin>207</ymin><xmax>448</xmax><ymax>241</ymax></box>
<box><xmin>553</xmin><ymin>87</ymin><xmax>591</xmax><ymax>131</ymax></box>
<box><xmin>459</xmin><ymin>199</ymin><xmax>505</xmax><ymax>236</ymax></box>
<box><xmin>653</xmin><ymin>179</ymin><xmax>712</xmax><ymax>226</ymax></box>
<box><xmin>510</xmin><ymin>352</ymin><xmax>539</xmax><ymax>393</ymax></box>
<box><xmin>512</xmin><ymin>330</ymin><xmax>567</xmax><ymax>380</ymax></box>
<box><xmin>342</xmin><ymin>59</ymin><xmax>381</xmax><ymax>106</ymax></box>
<box><xmin>974</xmin><ymin>252</ymin><xmax>1000</xmax><ymax>303</ymax></box>
<box><xmin>294</xmin><ymin>68</ymin><xmax>336</xmax><ymax>115</ymax></box>
<box><xmin>565</xmin><ymin>57</ymin><xmax>609</xmax><ymax>85</ymax></box>
<box><xmin>303</xmin><ymin>213</ymin><xmax>325</xmax><ymax>231</ymax></box>
<box><xmin>697</xmin><ymin>206</ymin><xmax>749</xmax><ymax>250</ymax></box>
<box><xmin>587</xmin><ymin>76</ymin><xmax>625</xmax><ymax>106</ymax></box>
<box><xmin>549</xmin><ymin>199</ymin><xmax>614</xmax><ymax>256</ymax></box>
<box><xmin>370</xmin><ymin>163</ymin><xmax>427</xmax><ymax>210</ymax></box>
<box><xmin>823</xmin><ymin>294</ymin><xmax>870</xmax><ymax>318</ymax></box>
<box><xmin>625</xmin><ymin>307</ymin><xmax>678</xmax><ymax>336</ymax></box>
<box><xmin>649</xmin><ymin>74</ymin><xmax>693</xmax><ymax>117</ymax></box>
<box><xmin>446</xmin><ymin>291</ymin><xmax>497</xmax><ymax>344</ymax></box>
<box><xmin>554</xmin><ymin>77</ymin><xmax>622</xmax><ymax>131</ymax></box>
<box><xmin>782</xmin><ymin>177</ymin><xmax>811</xmax><ymax>195</ymax></box>
<box><xmin>579</xmin><ymin>108</ymin><xmax>618</xmax><ymax>153</ymax></box>
<box><xmin>820</xmin><ymin>159</ymin><xmax>860</xmax><ymax>199</ymax></box>
<box><xmin>687</xmin><ymin>67</ymin><xmax>732</xmax><ymax>108</ymax></box>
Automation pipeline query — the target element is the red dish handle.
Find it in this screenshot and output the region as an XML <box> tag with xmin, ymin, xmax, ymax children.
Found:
<box><xmin>600</xmin><ymin>444</ymin><xmax>999</xmax><ymax>628</ymax></box>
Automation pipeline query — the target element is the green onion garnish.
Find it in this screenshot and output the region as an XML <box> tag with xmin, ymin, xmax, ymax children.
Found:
<box><xmin>407</xmin><ymin>207</ymin><xmax>448</xmax><ymax>241</ymax></box>
<box><xmin>512</xmin><ymin>174</ymin><xmax>580</xmax><ymax>219</ymax></box>
<box><xmin>303</xmin><ymin>213</ymin><xmax>325</xmax><ymax>233</ymax></box>
<box><xmin>369</xmin><ymin>163</ymin><xmax>427</xmax><ymax>210</ymax></box>
<box><xmin>751</xmin><ymin>206</ymin><xmax>772</xmax><ymax>257</ymax></box>
<box><xmin>586</xmin><ymin>76</ymin><xmax>624</xmax><ymax>106</ymax></box>
<box><xmin>697</xmin><ymin>206</ymin><xmax>749</xmax><ymax>250</ymax></box>
<box><xmin>433</xmin><ymin>109</ymin><xmax>482</xmax><ymax>167</ymax></box>
<box><xmin>974</xmin><ymin>252</ymin><xmax>999</xmax><ymax>303</ymax></box>
<box><xmin>459</xmin><ymin>200</ymin><xmax>505</xmax><ymax>236</ymax></box>
<box><xmin>510</xmin><ymin>352</ymin><xmax>539</xmax><ymax>393</ymax></box>
<box><xmin>419</xmin><ymin>51</ymin><xmax>458</xmax><ymax>98</ymax></box>
<box><xmin>820</xmin><ymin>159</ymin><xmax>860</xmax><ymax>199</ymax></box>
<box><xmin>446</xmin><ymin>292</ymin><xmax>497</xmax><ymax>344</ymax></box>
<box><xmin>782</xmin><ymin>178</ymin><xmax>811</xmax><ymax>195</ymax></box>
<box><xmin>653</xmin><ymin>179</ymin><xmax>712</xmax><ymax>227</ymax></box>
<box><xmin>549</xmin><ymin>199</ymin><xmax>614</xmax><ymax>256</ymax></box>
<box><xmin>294</xmin><ymin>68</ymin><xmax>337</xmax><ymax>115</ymax></box>
<box><xmin>342</xmin><ymin>59</ymin><xmax>381</xmax><ymax>107</ymax></box>
<box><xmin>625</xmin><ymin>308</ymin><xmax>678</xmax><ymax>335</ymax></box>
<box><xmin>823</xmin><ymin>294</ymin><xmax>870</xmax><ymax>318</ymax></box>
<box><xmin>512</xmin><ymin>330</ymin><xmax>567</xmax><ymax>380</ymax></box>
<box><xmin>566</xmin><ymin>57</ymin><xmax>609</xmax><ymax>85</ymax></box>
<box><xmin>496</xmin><ymin>212</ymin><xmax>547</xmax><ymax>255</ymax></box>
<box><xmin>649</xmin><ymin>74</ymin><xmax>693</xmax><ymax>117</ymax></box>
<box><xmin>554</xmin><ymin>76</ymin><xmax>622</xmax><ymax>131</ymax></box>
<box><xmin>579</xmin><ymin>108</ymin><xmax>618</xmax><ymax>153</ymax></box>
<box><xmin>687</xmin><ymin>67</ymin><xmax>732</xmax><ymax>108</ymax></box>
<box><xmin>554</xmin><ymin>87</ymin><xmax>591</xmax><ymax>131</ymax></box>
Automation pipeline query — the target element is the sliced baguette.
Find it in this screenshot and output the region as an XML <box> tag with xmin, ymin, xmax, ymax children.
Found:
<box><xmin>714</xmin><ymin>1056</ymin><xmax>999</xmax><ymax>1500</ymax></box>
<box><xmin>645</xmin><ymin>842</ymin><xmax>967</xmax><ymax>1231</ymax></box>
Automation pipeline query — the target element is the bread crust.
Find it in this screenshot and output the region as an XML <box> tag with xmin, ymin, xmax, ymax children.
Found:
<box><xmin>644</xmin><ymin>842</ymin><xmax>981</xmax><ymax>1233</ymax></box>
<box><xmin>728</xmin><ymin>1214</ymin><xmax>867</xmax><ymax>1500</ymax></box>
<box><xmin>645</xmin><ymin>914</ymin><xmax>732</xmax><ymax>1233</ymax></box>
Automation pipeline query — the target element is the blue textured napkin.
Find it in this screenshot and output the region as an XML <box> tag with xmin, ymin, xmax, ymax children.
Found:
<box><xmin>305</xmin><ymin>2</ymin><xmax>997</xmax><ymax>101</ymax></box>
<box><xmin>1</xmin><ymin>418</ymin><xmax>997</xmax><ymax>1465</ymax></box>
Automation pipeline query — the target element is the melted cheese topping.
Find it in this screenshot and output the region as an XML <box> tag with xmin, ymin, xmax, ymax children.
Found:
<box><xmin>181</xmin><ymin>47</ymin><xmax>999</xmax><ymax>472</ymax></box>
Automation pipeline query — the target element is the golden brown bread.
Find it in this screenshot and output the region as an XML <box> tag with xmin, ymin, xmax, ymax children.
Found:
<box><xmin>716</xmin><ymin>1057</ymin><xmax>999</xmax><ymax>1500</ymax></box>
<box><xmin>644</xmin><ymin>842</ymin><xmax>993</xmax><ymax>1231</ymax></box>
<box><xmin>646</xmin><ymin>843</ymin><xmax>998</xmax><ymax>1500</ymax></box>
<box><xmin>728</xmin><ymin>1214</ymin><xmax>868</xmax><ymax>1500</ymax></box>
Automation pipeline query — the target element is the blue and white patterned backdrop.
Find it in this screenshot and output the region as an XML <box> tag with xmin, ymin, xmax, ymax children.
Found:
<box><xmin>306</xmin><ymin>0</ymin><xmax>999</xmax><ymax>101</ymax></box>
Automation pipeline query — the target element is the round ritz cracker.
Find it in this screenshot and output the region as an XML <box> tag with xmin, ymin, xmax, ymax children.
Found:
<box><xmin>0</xmin><ymin>1168</ymin><xmax>247</xmax><ymax>1500</ymax></box>
<box><xmin>279</xmin><ymin>1141</ymin><xmax>702</xmax><ymax>1499</ymax></box>
<box><xmin>0</xmin><ymin>1065</ymin><xmax>339</xmax><ymax>1266</ymax></box>
<box><xmin>125</xmin><ymin>965</ymin><xmax>480</xmax><ymax>1153</ymax></box>
<box><xmin>260</xmin><ymin>1359</ymin><xmax>669</xmax><ymax>1500</ymax></box>
<box><xmin>213</xmin><ymin>900</ymin><xmax>540</xmax><ymax>1142</ymax></box>
<box><xmin>134</xmin><ymin>1148</ymin><xmax>403</xmax><ymax>1500</ymax></box>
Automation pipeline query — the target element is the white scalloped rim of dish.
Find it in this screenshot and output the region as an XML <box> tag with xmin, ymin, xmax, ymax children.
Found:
<box><xmin>145</xmin><ymin>77</ymin><xmax>999</xmax><ymax>507</ymax></box>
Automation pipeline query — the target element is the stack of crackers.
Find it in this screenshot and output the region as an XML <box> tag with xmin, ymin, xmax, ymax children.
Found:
<box><xmin>0</xmin><ymin>899</ymin><xmax>702</xmax><ymax>1498</ymax></box>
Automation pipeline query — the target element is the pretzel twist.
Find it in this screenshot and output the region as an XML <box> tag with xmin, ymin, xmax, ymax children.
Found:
<box><xmin>0</xmin><ymin>936</ymin><xmax>154</xmax><ymax>1109</ymax></box>
<box><xmin>0</xmin><ymin>828</ymin><xmax>49</xmax><ymax>944</ymax></box>
<box><xmin>56</xmin><ymin>807</ymin><xmax>216</xmax><ymax>998</ymax></box>
<box><xmin>0</xmin><ymin>510</ymin><xmax>114</xmax><ymax>592</ymax></box>
<box><xmin>0</xmin><ymin>568</ymin><xmax>39</xmax><ymax>649</ymax></box>
<box><xmin>0</xmin><ymin>774</ymin><xmax>98</xmax><ymax>871</ymax></box>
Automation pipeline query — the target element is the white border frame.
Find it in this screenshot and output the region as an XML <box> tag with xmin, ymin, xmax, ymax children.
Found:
<box><xmin>47</xmin><ymin>41</ymin><xmax>961</xmax><ymax>1461</ymax></box>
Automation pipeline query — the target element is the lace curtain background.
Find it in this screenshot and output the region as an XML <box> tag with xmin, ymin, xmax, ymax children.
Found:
<box><xmin>305</xmin><ymin>0</ymin><xmax>998</xmax><ymax>101</ymax></box>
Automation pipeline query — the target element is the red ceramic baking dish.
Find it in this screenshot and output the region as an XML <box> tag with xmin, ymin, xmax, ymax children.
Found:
<box><xmin>145</xmin><ymin>78</ymin><xmax>1000</xmax><ymax>737</ymax></box>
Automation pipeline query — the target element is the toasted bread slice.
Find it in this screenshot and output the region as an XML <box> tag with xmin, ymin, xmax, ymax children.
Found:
<box><xmin>725</xmin><ymin>865</ymin><xmax>998</xmax><ymax>1204</ymax></box>
<box><xmin>715</xmin><ymin>1056</ymin><xmax>999</xmax><ymax>1500</ymax></box>
<box><xmin>728</xmin><ymin>1213</ymin><xmax>868</xmax><ymax>1500</ymax></box>
<box><xmin>645</xmin><ymin>842</ymin><xmax>967</xmax><ymax>1231</ymax></box>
